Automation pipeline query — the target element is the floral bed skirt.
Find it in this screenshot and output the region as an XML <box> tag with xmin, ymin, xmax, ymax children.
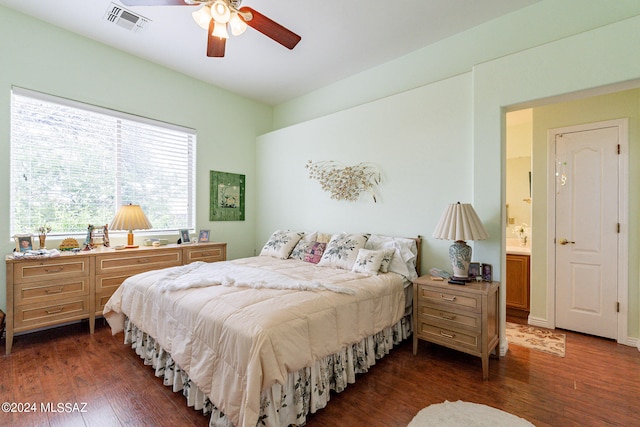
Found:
<box><xmin>124</xmin><ymin>314</ymin><xmax>412</xmax><ymax>427</ymax></box>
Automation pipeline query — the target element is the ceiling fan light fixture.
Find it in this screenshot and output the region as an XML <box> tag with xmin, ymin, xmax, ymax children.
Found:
<box><xmin>211</xmin><ymin>20</ymin><xmax>229</xmax><ymax>39</ymax></box>
<box><xmin>229</xmin><ymin>12</ymin><xmax>247</xmax><ymax>36</ymax></box>
<box><xmin>192</xmin><ymin>5</ymin><xmax>212</xmax><ymax>30</ymax></box>
<box><xmin>210</xmin><ymin>0</ymin><xmax>231</xmax><ymax>24</ymax></box>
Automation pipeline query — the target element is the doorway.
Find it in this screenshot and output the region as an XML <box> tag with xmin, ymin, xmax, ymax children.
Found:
<box><xmin>547</xmin><ymin>119</ymin><xmax>628</xmax><ymax>341</ymax></box>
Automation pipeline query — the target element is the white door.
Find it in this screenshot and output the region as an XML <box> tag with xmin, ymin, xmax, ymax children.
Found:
<box><xmin>554</xmin><ymin>125</ymin><xmax>619</xmax><ymax>339</ymax></box>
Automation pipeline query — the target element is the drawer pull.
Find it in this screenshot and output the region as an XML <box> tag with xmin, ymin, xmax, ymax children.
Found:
<box><xmin>439</xmin><ymin>312</ymin><xmax>456</xmax><ymax>320</ymax></box>
<box><xmin>45</xmin><ymin>267</ymin><xmax>64</xmax><ymax>273</ymax></box>
<box><xmin>439</xmin><ymin>293</ymin><xmax>457</xmax><ymax>302</ymax></box>
<box><xmin>440</xmin><ymin>331</ymin><xmax>455</xmax><ymax>339</ymax></box>
<box><xmin>45</xmin><ymin>287</ymin><xmax>64</xmax><ymax>294</ymax></box>
<box><xmin>201</xmin><ymin>252</ymin><xmax>211</xmax><ymax>256</ymax></box>
<box><xmin>45</xmin><ymin>306</ymin><xmax>64</xmax><ymax>315</ymax></box>
<box><xmin>137</xmin><ymin>259</ymin><xmax>150</xmax><ymax>264</ymax></box>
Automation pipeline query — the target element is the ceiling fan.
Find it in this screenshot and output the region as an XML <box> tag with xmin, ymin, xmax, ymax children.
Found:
<box><xmin>119</xmin><ymin>0</ymin><xmax>302</xmax><ymax>57</ymax></box>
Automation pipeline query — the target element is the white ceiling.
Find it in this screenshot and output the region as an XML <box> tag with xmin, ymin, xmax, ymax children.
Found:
<box><xmin>0</xmin><ymin>0</ymin><xmax>539</xmax><ymax>105</ymax></box>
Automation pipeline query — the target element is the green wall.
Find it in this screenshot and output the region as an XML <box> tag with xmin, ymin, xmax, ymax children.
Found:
<box><xmin>0</xmin><ymin>6</ymin><xmax>273</xmax><ymax>312</ymax></box>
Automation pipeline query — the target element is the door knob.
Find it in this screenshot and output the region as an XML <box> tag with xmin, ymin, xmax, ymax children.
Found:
<box><xmin>558</xmin><ymin>238</ymin><xmax>575</xmax><ymax>245</ymax></box>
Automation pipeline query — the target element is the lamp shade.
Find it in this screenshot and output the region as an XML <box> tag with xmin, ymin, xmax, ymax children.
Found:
<box><xmin>432</xmin><ymin>202</ymin><xmax>489</xmax><ymax>242</ymax></box>
<box><xmin>109</xmin><ymin>204</ymin><xmax>152</xmax><ymax>246</ymax></box>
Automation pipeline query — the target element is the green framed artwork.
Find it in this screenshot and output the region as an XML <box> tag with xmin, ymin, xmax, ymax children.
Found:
<box><xmin>210</xmin><ymin>170</ymin><xmax>245</xmax><ymax>221</ymax></box>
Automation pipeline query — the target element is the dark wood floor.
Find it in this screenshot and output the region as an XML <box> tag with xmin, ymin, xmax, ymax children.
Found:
<box><xmin>2</xmin><ymin>317</ymin><xmax>639</xmax><ymax>427</ymax></box>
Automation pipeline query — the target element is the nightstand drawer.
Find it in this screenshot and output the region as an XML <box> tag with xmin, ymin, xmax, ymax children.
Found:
<box><xmin>15</xmin><ymin>278</ymin><xmax>90</xmax><ymax>306</ymax></box>
<box><xmin>416</xmin><ymin>322</ymin><xmax>481</xmax><ymax>353</ymax></box>
<box><xmin>418</xmin><ymin>285</ymin><xmax>481</xmax><ymax>312</ymax></box>
<box><xmin>418</xmin><ymin>304</ymin><xmax>481</xmax><ymax>331</ymax></box>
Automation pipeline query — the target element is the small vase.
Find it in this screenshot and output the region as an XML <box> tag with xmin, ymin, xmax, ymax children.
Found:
<box><xmin>39</xmin><ymin>235</ymin><xmax>46</xmax><ymax>249</ymax></box>
<box><xmin>519</xmin><ymin>236</ymin><xmax>528</xmax><ymax>247</ymax></box>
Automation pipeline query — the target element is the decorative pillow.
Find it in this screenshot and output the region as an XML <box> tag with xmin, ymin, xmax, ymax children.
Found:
<box><xmin>318</xmin><ymin>233</ymin><xmax>370</xmax><ymax>270</ymax></box>
<box><xmin>379</xmin><ymin>248</ymin><xmax>395</xmax><ymax>273</ymax></box>
<box><xmin>259</xmin><ymin>230</ymin><xmax>303</xmax><ymax>259</ymax></box>
<box><xmin>352</xmin><ymin>249</ymin><xmax>384</xmax><ymax>275</ymax></box>
<box><xmin>303</xmin><ymin>241</ymin><xmax>326</xmax><ymax>264</ymax></box>
<box><xmin>316</xmin><ymin>232</ymin><xmax>333</xmax><ymax>243</ymax></box>
<box><xmin>289</xmin><ymin>232</ymin><xmax>318</xmax><ymax>260</ymax></box>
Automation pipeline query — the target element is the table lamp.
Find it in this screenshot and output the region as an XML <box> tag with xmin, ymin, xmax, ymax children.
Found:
<box><xmin>109</xmin><ymin>203</ymin><xmax>152</xmax><ymax>248</ymax></box>
<box><xmin>432</xmin><ymin>202</ymin><xmax>489</xmax><ymax>279</ymax></box>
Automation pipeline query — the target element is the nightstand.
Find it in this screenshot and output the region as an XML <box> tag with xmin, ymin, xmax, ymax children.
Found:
<box><xmin>412</xmin><ymin>276</ymin><xmax>499</xmax><ymax>379</ymax></box>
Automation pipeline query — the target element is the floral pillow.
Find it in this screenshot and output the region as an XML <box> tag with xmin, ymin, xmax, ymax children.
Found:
<box><xmin>259</xmin><ymin>230</ymin><xmax>303</xmax><ymax>259</ymax></box>
<box><xmin>318</xmin><ymin>233</ymin><xmax>370</xmax><ymax>270</ymax></box>
<box><xmin>303</xmin><ymin>241</ymin><xmax>326</xmax><ymax>264</ymax></box>
<box><xmin>289</xmin><ymin>232</ymin><xmax>318</xmax><ymax>260</ymax></box>
<box><xmin>352</xmin><ymin>248</ymin><xmax>384</xmax><ymax>275</ymax></box>
<box><xmin>379</xmin><ymin>248</ymin><xmax>395</xmax><ymax>273</ymax></box>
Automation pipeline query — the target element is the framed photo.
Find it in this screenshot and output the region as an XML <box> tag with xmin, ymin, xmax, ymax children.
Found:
<box><xmin>468</xmin><ymin>262</ymin><xmax>480</xmax><ymax>279</ymax></box>
<box><xmin>179</xmin><ymin>229</ymin><xmax>191</xmax><ymax>244</ymax></box>
<box><xmin>210</xmin><ymin>170</ymin><xmax>245</xmax><ymax>221</ymax></box>
<box><xmin>482</xmin><ymin>263</ymin><xmax>493</xmax><ymax>282</ymax></box>
<box><xmin>198</xmin><ymin>229</ymin><xmax>210</xmax><ymax>243</ymax></box>
<box><xmin>14</xmin><ymin>234</ymin><xmax>33</xmax><ymax>252</ymax></box>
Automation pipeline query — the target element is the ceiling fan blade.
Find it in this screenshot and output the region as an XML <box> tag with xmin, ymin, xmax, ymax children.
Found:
<box><xmin>238</xmin><ymin>6</ymin><xmax>301</xmax><ymax>50</ymax></box>
<box><xmin>119</xmin><ymin>0</ymin><xmax>194</xmax><ymax>6</ymax></box>
<box><xmin>207</xmin><ymin>19</ymin><xmax>226</xmax><ymax>57</ymax></box>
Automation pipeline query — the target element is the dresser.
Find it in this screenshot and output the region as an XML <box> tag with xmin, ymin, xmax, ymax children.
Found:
<box><xmin>5</xmin><ymin>242</ymin><xmax>226</xmax><ymax>354</ymax></box>
<box><xmin>412</xmin><ymin>276</ymin><xmax>499</xmax><ymax>379</ymax></box>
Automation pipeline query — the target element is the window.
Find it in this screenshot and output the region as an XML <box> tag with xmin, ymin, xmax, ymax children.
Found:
<box><xmin>10</xmin><ymin>87</ymin><xmax>196</xmax><ymax>237</ymax></box>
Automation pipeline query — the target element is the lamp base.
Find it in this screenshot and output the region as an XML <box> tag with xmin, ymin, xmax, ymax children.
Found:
<box><xmin>449</xmin><ymin>240</ymin><xmax>472</xmax><ymax>279</ymax></box>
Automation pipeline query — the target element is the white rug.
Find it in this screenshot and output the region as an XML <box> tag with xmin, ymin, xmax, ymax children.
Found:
<box><xmin>407</xmin><ymin>400</ymin><xmax>535</xmax><ymax>427</ymax></box>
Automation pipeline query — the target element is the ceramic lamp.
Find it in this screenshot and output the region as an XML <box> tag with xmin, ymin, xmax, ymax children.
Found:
<box><xmin>433</xmin><ymin>202</ymin><xmax>489</xmax><ymax>279</ymax></box>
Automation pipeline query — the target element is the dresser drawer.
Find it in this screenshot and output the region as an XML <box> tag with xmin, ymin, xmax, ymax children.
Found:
<box><xmin>13</xmin><ymin>296</ymin><xmax>91</xmax><ymax>331</ymax></box>
<box><xmin>13</xmin><ymin>258</ymin><xmax>90</xmax><ymax>284</ymax></box>
<box><xmin>418</xmin><ymin>285</ymin><xmax>482</xmax><ymax>312</ymax></box>
<box><xmin>95</xmin><ymin>273</ymin><xmax>136</xmax><ymax>315</ymax></box>
<box><xmin>418</xmin><ymin>304</ymin><xmax>481</xmax><ymax>332</ymax></box>
<box><xmin>96</xmin><ymin>250</ymin><xmax>182</xmax><ymax>274</ymax></box>
<box><xmin>183</xmin><ymin>244</ymin><xmax>226</xmax><ymax>264</ymax></box>
<box><xmin>416</xmin><ymin>322</ymin><xmax>481</xmax><ymax>353</ymax></box>
<box><xmin>14</xmin><ymin>277</ymin><xmax>90</xmax><ymax>306</ymax></box>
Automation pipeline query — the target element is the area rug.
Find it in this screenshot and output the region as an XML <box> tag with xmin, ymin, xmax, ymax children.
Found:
<box><xmin>506</xmin><ymin>322</ymin><xmax>566</xmax><ymax>357</ymax></box>
<box><xmin>407</xmin><ymin>400</ymin><xmax>534</xmax><ymax>427</ymax></box>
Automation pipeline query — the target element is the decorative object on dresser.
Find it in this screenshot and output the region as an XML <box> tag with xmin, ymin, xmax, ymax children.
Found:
<box><xmin>109</xmin><ymin>203</ymin><xmax>153</xmax><ymax>248</ymax></box>
<box><xmin>13</xmin><ymin>234</ymin><xmax>34</xmax><ymax>252</ymax></box>
<box><xmin>37</xmin><ymin>224</ymin><xmax>52</xmax><ymax>249</ymax></box>
<box><xmin>432</xmin><ymin>202</ymin><xmax>489</xmax><ymax>280</ymax></box>
<box><xmin>412</xmin><ymin>275</ymin><xmax>499</xmax><ymax>379</ymax></box>
<box><xmin>4</xmin><ymin>242</ymin><xmax>226</xmax><ymax>354</ymax></box>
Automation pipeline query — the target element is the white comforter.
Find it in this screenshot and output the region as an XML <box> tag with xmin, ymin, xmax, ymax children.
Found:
<box><xmin>103</xmin><ymin>256</ymin><xmax>406</xmax><ymax>427</ymax></box>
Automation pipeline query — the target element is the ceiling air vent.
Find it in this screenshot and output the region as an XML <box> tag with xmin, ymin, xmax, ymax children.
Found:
<box><xmin>104</xmin><ymin>3</ymin><xmax>150</xmax><ymax>32</ymax></box>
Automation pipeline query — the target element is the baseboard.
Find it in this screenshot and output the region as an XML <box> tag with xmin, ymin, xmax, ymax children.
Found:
<box><xmin>526</xmin><ymin>315</ymin><xmax>552</xmax><ymax>329</ymax></box>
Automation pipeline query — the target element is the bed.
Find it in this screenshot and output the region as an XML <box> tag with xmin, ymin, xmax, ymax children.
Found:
<box><xmin>104</xmin><ymin>231</ymin><xmax>421</xmax><ymax>427</ymax></box>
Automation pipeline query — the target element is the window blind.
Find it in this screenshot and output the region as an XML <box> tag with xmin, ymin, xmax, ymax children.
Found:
<box><xmin>10</xmin><ymin>87</ymin><xmax>196</xmax><ymax>237</ymax></box>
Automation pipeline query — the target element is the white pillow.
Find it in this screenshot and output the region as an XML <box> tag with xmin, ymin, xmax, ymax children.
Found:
<box><xmin>259</xmin><ymin>230</ymin><xmax>303</xmax><ymax>259</ymax></box>
<box><xmin>365</xmin><ymin>234</ymin><xmax>418</xmax><ymax>279</ymax></box>
<box><xmin>318</xmin><ymin>233</ymin><xmax>370</xmax><ymax>270</ymax></box>
<box><xmin>352</xmin><ymin>249</ymin><xmax>384</xmax><ymax>275</ymax></box>
<box><xmin>289</xmin><ymin>231</ymin><xmax>318</xmax><ymax>260</ymax></box>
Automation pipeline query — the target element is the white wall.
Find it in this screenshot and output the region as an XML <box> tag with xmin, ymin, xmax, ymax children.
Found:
<box><xmin>257</xmin><ymin>73</ymin><xmax>475</xmax><ymax>272</ymax></box>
